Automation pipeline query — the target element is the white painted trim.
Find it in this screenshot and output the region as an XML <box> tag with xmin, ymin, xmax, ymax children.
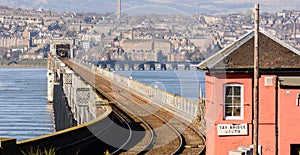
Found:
<box><xmin>223</xmin><ymin>84</ymin><xmax>244</xmax><ymax>120</ymax></box>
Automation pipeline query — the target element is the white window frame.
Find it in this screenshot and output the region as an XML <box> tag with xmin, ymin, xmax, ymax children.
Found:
<box><xmin>223</xmin><ymin>84</ymin><xmax>244</xmax><ymax>120</ymax></box>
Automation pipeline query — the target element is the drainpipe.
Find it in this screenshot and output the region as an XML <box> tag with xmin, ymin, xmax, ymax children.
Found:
<box><xmin>275</xmin><ymin>76</ymin><xmax>279</xmax><ymax>155</ymax></box>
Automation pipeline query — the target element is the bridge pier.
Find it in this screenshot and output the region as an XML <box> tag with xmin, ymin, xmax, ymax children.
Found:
<box><xmin>106</xmin><ymin>63</ymin><xmax>115</xmax><ymax>71</ymax></box>
<box><xmin>149</xmin><ymin>63</ymin><xmax>155</xmax><ymax>70</ymax></box>
<box><xmin>185</xmin><ymin>63</ymin><xmax>191</xmax><ymax>70</ymax></box>
<box><xmin>95</xmin><ymin>61</ymin><xmax>196</xmax><ymax>71</ymax></box>
<box><xmin>66</xmin><ymin>66</ymin><xmax>99</xmax><ymax>123</ymax></box>
<box><xmin>50</xmin><ymin>64</ymin><xmax>101</xmax><ymax>131</ymax></box>
<box><xmin>124</xmin><ymin>63</ymin><xmax>135</xmax><ymax>70</ymax></box>
<box><xmin>115</xmin><ymin>63</ymin><xmax>124</xmax><ymax>71</ymax></box>
<box><xmin>74</xmin><ymin>88</ymin><xmax>90</xmax><ymax>125</ymax></box>
<box><xmin>47</xmin><ymin>69</ymin><xmax>54</xmax><ymax>103</ymax></box>
<box><xmin>0</xmin><ymin>58</ymin><xmax>118</xmax><ymax>155</ymax></box>
<box><xmin>129</xmin><ymin>63</ymin><xmax>134</xmax><ymax>70</ymax></box>
<box><xmin>124</xmin><ymin>64</ymin><xmax>129</xmax><ymax>70</ymax></box>
<box><xmin>171</xmin><ymin>64</ymin><xmax>178</xmax><ymax>70</ymax></box>
<box><xmin>161</xmin><ymin>63</ymin><xmax>166</xmax><ymax>70</ymax></box>
<box><xmin>178</xmin><ymin>64</ymin><xmax>185</xmax><ymax>70</ymax></box>
<box><xmin>137</xmin><ymin>64</ymin><xmax>144</xmax><ymax>70</ymax></box>
<box><xmin>53</xmin><ymin>76</ymin><xmax>77</xmax><ymax>131</ymax></box>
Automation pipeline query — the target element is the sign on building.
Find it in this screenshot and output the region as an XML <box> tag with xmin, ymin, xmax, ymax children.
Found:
<box><xmin>217</xmin><ymin>124</ymin><xmax>248</xmax><ymax>136</ymax></box>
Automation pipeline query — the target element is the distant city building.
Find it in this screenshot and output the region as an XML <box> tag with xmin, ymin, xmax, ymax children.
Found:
<box><xmin>0</xmin><ymin>5</ymin><xmax>299</xmax><ymax>62</ymax></box>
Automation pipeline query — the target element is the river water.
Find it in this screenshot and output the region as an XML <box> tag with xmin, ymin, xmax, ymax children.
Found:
<box><xmin>0</xmin><ymin>68</ymin><xmax>204</xmax><ymax>141</ymax></box>
<box><xmin>115</xmin><ymin>70</ymin><xmax>206</xmax><ymax>102</ymax></box>
<box><xmin>0</xmin><ymin>68</ymin><xmax>54</xmax><ymax>141</ymax></box>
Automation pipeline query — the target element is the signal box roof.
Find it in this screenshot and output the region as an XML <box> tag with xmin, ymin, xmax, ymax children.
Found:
<box><xmin>197</xmin><ymin>29</ymin><xmax>300</xmax><ymax>72</ymax></box>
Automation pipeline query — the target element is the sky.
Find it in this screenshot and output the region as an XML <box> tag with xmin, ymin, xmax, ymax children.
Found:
<box><xmin>1</xmin><ymin>0</ymin><xmax>300</xmax><ymax>14</ymax></box>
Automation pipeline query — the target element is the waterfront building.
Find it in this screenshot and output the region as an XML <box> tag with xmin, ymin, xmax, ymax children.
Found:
<box><xmin>197</xmin><ymin>29</ymin><xmax>300</xmax><ymax>155</ymax></box>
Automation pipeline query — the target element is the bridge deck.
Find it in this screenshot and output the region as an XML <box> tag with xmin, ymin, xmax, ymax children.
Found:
<box><xmin>62</xmin><ymin>58</ymin><xmax>205</xmax><ymax>154</ymax></box>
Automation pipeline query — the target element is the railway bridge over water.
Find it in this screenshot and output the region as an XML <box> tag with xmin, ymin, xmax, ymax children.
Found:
<box><xmin>0</xmin><ymin>55</ymin><xmax>206</xmax><ymax>155</ymax></box>
<box><xmin>94</xmin><ymin>60</ymin><xmax>200</xmax><ymax>71</ymax></box>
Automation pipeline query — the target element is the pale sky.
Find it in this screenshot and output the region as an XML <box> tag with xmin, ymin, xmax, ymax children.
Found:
<box><xmin>1</xmin><ymin>0</ymin><xmax>299</xmax><ymax>14</ymax></box>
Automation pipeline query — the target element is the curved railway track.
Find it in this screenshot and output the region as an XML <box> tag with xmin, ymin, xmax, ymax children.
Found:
<box><xmin>114</xmin><ymin>90</ymin><xmax>183</xmax><ymax>154</ymax></box>
<box><xmin>61</xmin><ymin>59</ymin><xmax>205</xmax><ymax>154</ymax></box>
<box><xmin>110</xmin><ymin>104</ymin><xmax>154</xmax><ymax>154</ymax></box>
<box><xmin>122</xmin><ymin>91</ymin><xmax>205</xmax><ymax>154</ymax></box>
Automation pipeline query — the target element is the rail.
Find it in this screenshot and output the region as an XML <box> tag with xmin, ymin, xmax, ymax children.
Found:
<box><xmin>62</xmin><ymin>59</ymin><xmax>157</xmax><ymax>154</ymax></box>
<box><xmin>63</xmin><ymin>58</ymin><xmax>206</xmax><ymax>154</ymax></box>
<box><xmin>73</xmin><ymin>59</ymin><xmax>199</xmax><ymax>122</ymax></box>
<box><xmin>110</xmin><ymin>104</ymin><xmax>154</xmax><ymax>154</ymax></box>
<box><xmin>113</xmin><ymin>81</ymin><xmax>205</xmax><ymax>154</ymax></box>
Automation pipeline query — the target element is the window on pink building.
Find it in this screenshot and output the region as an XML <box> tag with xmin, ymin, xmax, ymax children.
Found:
<box><xmin>224</xmin><ymin>84</ymin><xmax>244</xmax><ymax>120</ymax></box>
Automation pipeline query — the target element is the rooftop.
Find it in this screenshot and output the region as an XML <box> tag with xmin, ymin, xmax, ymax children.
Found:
<box><xmin>197</xmin><ymin>29</ymin><xmax>300</xmax><ymax>72</ymax></box>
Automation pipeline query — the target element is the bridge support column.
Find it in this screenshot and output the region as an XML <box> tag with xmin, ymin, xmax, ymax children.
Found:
<box><xmin>106</xmin><ymin>63</ymin><xmax>115</xmax><ymax>71</ymax></box>
<box><xmin>138</xmin><ymin>64</ymin><xmax>144</xmax><ymax>70</ymax></box>
<box><xmin>47</xmin><ymin>69</ymin><xmax>54</xmax><ymax>103</ymax></box>
<box><xmin>185</xmin><ymin>64</ymin><xmax>191</xmax><ymax>70</ymax></box>
<box><xmin>149</xmin><ymin>63</ymin><xmax>155</xmax><ymax>70</ymax></box>
<box><xmin>63</xmin><ymin>68</ymin><xmax>77</xmax><ymax>120</ymax></box>
<box><xmin>75</xmin><ymin>88</ymin><xmax>90</xmax><ymax>125</ymax></box>
<box><xmin>63</xmin><ymin>69</ymin><xmax>73</xmax><ymax>100</ymax></box>
<box><xmin>172</xmin><ymin>64</ymin><xmax>178</xmax><ymax>70</ymax></box>
<box><xmin>115</xmin><ymin>63</ymin><xmax>124</xmax><ymax>71</ymax></box>
<box><xmin>129</xmin><ymin>63</ymin><xmax>134</xmax><ymax>70</ymax></box>
<box><xmin>161</xmin><ymin>64</ymin><xmax>166</xmax><ymax>70</ymax></box>
<box><xmin>178</xmin><ymin>64</ymin><xmax>185</xmax><ymax>70</ymax></box>
<box><xmin>76</xmin><ymin>105</ymin><xmax>89</xmax><ymax>125</ymax></box>
<box><xmin>99</xmin><ymin>63</ymin><xmax>107</xmax><ymax>69</ymax></box>
<box><xmin>124</xmin><ymin>64</ymin><xmax>129</xmax><ymax>70</ymax></box>
<box><xmin>124</xmin><ymin>63</ymin><xmax>134</xmax><ymax>70</ymax></box>
<box><xmin>51</xmin><ymin>66</ymin><xmax>78</xmax><ymax>131</ymax></box>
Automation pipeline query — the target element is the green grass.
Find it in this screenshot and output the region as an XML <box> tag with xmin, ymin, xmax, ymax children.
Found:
<box><xmin>21</xmin><ymin>147</ymin><xmax>56</xmax><ymax>155</ymax></box>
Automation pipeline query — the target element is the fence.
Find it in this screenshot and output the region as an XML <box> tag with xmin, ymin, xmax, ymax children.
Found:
<box><xmin>62</xmin><ymin>66</ymin><xmax>107</xmax><ymax>125</ymax></box>
<box><xmin>73</xmin><ymin>59</ymin><xmax>200</xmax><ymax>122</ymax></box>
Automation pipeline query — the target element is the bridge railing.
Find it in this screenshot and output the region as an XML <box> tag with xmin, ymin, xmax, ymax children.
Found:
<box><xmin>62</xmin><ymin>66</ymin><xmax>109</xmax><ymax>124</ymax></box>
<box><xmin>1</xmin><ymin>59</ymin><xmax>114</xmax><ymax>155</ymax></box>
<box><xmin>72</xmin><ymin>59</ymin><xmax>199</xmax><ymax>122</ymax></box>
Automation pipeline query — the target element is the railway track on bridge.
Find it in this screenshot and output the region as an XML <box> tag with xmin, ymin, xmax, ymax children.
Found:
<box><xmin>109</xmin><ymin>104</ymin><xmax>154</xmax><ymax>154</ymax></box>
<box><xmin>62</xmin><ymin>59</ymin><xmax>205</xmax><ymax>154</ymax></box>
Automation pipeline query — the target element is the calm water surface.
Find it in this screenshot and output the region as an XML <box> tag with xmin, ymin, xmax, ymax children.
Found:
<box><xmin>116</xmin><ymin>70</ymin><xmax>206</xmax><ymax>102</ymax></box>
<box><xmin>0</xmin><ymin>68</ymin><xmax>54</xmax><ymax>141</ymax></box>
<box><xmin>0</xmin><ymin>68</ymin><xmax>203</xmax><ymax>141</ymax></box>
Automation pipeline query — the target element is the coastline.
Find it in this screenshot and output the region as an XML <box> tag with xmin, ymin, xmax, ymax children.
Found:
<box><xmin>0</xmin><ymin>65</ymin><xmax>47</xmax><ymax>68</ymax></box>
<box><xmin>0</xmin><ymin>59</ymin><xmax>47</xmax><ymax>68</ymax></box>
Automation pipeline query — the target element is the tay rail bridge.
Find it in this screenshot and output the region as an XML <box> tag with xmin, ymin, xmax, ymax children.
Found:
<box><xmin>0</xmin><ymin>55</ymin><xmax>206</xmax><ymax>155</ymax></box>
